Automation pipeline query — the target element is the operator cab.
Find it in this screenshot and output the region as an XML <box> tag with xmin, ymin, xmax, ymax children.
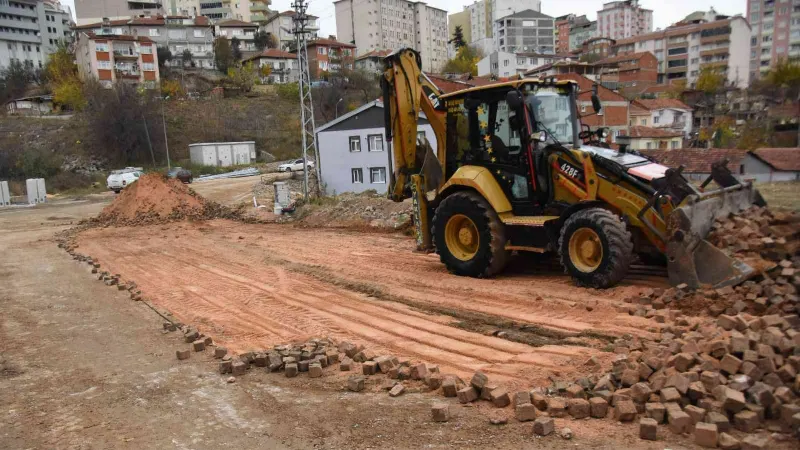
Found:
<box><xmin>442</xmin><ymin>80</ymin><xmax>582</xmax><ymax>216</ymax></box>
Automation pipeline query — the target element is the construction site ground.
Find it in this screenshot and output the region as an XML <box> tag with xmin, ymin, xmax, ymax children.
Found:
<box><xmin>2</xmin><ymin>179</ymin><xmax>797</xmax><ymax>449</ymax></box>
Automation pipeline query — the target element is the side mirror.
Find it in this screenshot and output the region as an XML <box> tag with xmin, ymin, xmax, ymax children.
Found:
<box><xmin>506</xmin><ymin>90</ymin><xmax>523</xmax><ymax>111</ymax></box>
<box><xmin>591</xmin><ymin>93</ymin><xmax>602</xmax><ymax>114</ymax></box>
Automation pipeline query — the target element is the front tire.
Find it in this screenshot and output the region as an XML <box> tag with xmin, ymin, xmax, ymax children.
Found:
<box><xmin>559</xmin><ymin>208</ymin><xmax>633</xmax><ymax>288</ymax></box>
<box><xmin>432</xmin><ymin>191</ymin><xmax>510</xmax><ymax>278</ymax></box>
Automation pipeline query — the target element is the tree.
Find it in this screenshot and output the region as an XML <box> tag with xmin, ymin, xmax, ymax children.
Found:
<box><xmin>761</xmin><ymin>57</ymin><xmax>800</xmax><ymax>103</ymax></box>
<box><xmin>0</xmin><ymin>59</ymin><xmax>36</xmax><ymax>103</ymax></box>
<box><xmin>227</xmin><ymin>62</ymin><xmax>257</xmax><ymax>92</ymax></box>
<box><xmin>161</xmin><ymin>79</ymin><xmax>184</xmax><ymax>98</ymax></box>
<box><xmin>231</xmin><ymin>37</ymin><xmax>242</xmax><ymax>62</ymax></box>
<box><xmin>253</xmin><ymin>30</ymin><xmax>275</xmax><ymax>51</ymax></box>
<box><xmin>181</xmin><ymin>48</ymin><xmax>193</xmax><ymax>68</ymax></box>
<box><xmin>44</xmin><ymin>41</ymin><xmax>85</xmax><ymax>110</ymax></box>
<box><xmin>450</xmin><ymin>25</ymin><xmax>466</xmax><ymax>50</ymax></box>
<box><xmin>157</xmin><ymin>46</ymin><xmax>172</xmax><ymax>69</ymax></box>
<box><xmin>213</xmin><ymin>37</ymin><xmax>235</xmax><ymax>74</ymax></box>
<box><xmin>696</xmin><ymin>67</ymin><xmax>726</xmax><ymax>95</ymax></box>
<box><xmin>259</xmin><ymin>64</ymin><xmax>272</xmax><ymax>81</ymax></box>
<box><xmin>442</xmin><ymin>45</ymin><xmax>483</xmax><ymax>76</ymax></box>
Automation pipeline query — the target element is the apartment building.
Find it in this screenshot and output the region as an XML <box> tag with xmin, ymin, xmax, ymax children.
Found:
<box><xmin>447</xmin><ymin>0</ymin><xmax>541</xmax><ymax>55</ymax></box>
<box><xmin>611</xmin><ymin>16</ymin><xmax>751</xmax><ymax>89</ymax></box>
<box><xmin>74</xmin><ymin>15</ymin><xmax>216</xmax><ymax>69</ymax></box>
<box><xmin>75</xmin><ymin>0</ymin><xmax>164</xmax><ymax>25</ymax></box>
<box><xmin>75</xmin><ymin>31</ymin><xmax>160</xmax><ymax>88</ymax></box>
<box><xmin>594</xmin><ymin>51</ymin><xmax>658</xmax><ymax>90</ymax></box>
<box><xmin>262</xmin><ymin>10</ymin><xmax>319</xmax><ymax>52</ymax></box>
<box><xmin>569</xmin><ymin>15</ymin><xmax>596</xmax><ymax>51</ymax></box>
<box><xmin>596</xmin><ymin>0</ymin><xmax>653</xmax><ymax>41</ymax></box>
<box><xmin>494</xmin><ymin>9</ymin><xmax>554</xmax><ymax>54</ymax></box>
<box><xmin>306</xmin><ymin>37</ymin><xmax>355</xmax><ymax>80</ymax></box>
<box><xmin>0</xmin><ymin>0</ymin><xmax>72</xmax><ymax>69</ymax></box>
<box><xmin>334</xmin><ymin>0</ymin><xmax>447</xmax><ymax>72</ymax></box>
<box><xmin>243</xmin><ymin>48</ymin><xmax>297</xmax><ymax>83</ymax></box>
<box><xmin>747</xmin><ymin>0</ymin><xmax>800</xmax><ymax>81</ymax></box>
<box><xmin>555</xmin><ymin>14</ymin><xmax>575</xmax><ymax>54</ymax></box>
<box><xmin>477</xmin><ymin>50</ymin><xmax>562</xmax><ymax>77</ymax></box>
<box><xmin>214</xmin><ymin>19</ymin><xmax>258</xmax><ymax>52</ymax></box>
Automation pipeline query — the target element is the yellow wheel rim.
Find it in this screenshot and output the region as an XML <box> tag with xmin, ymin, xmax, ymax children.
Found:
<box><xmin>568</xmin><ymin>228</ymin><xmax>603</xmax><ymax>273</ymax></box>
<box><xmin>444</xmin><ymin>214</ymin><xmax>480</xmax><ymax>261</ymax></box>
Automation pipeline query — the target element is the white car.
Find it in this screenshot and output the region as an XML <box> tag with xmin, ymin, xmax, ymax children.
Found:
<box><xmin>278</xmin><ymin>159</ymin><xmax>315</xmax><ymax>172</ymax></box>
<box><xmin>107</xmin><ymin>167</ymin><xmax>143</xmax><ymax>193</ymax></box>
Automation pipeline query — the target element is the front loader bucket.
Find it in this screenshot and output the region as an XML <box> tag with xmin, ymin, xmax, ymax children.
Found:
<box><xmin>665</xmin><ymin>183</ymin><xmax>761</xmax><ymax>289</ymax></box>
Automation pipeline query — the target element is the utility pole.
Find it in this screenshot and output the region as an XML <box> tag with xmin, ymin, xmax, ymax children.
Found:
<box><xmin>161</xmin><ymin>95</ymin><xmax>171</xmax><ymax>169</ymax></box>
<box><xmin>292</xmin><ymin>0</ymin><xmax>320</xmax><ymax>200</ymax></box>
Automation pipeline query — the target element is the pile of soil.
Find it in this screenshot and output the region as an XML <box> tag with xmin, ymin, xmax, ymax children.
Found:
<box><xmin>91</xmin><ymin>173</ymin><xmax>243</xmax><ymax>226</ymax></box>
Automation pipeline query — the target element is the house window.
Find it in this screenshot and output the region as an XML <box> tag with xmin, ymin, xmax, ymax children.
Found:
<box><xmin>149</xmin><ymin>28</ymin><xmax>159</xmax><ymax>37</ymax></box>
<box><xmin>194</xmin><ymin>29</ymin><xmax>204</xmax><ymax>38</ymax></box>
<box><xmin>142</xmin><ymin>62</ymin><xmax>155</xmax><ymax>71</ymax></box>
<box><xmin>349</xmin><ymin>136</ymin><xmax>361</xmax><ymax>152</ymax></box>
<box><xmin>671</xmin><ymin>140</ymin><xmax>679</xmax><ymax>149</ymax></box>
<box><xmin>367</xmin><ymin>134</ymin><xmax>383</xmax><ymax>151</ymax></box>
<box><xmin>646</xmin><ymin>142</ymin><xmax>652</xmax><ymax>149</ymax></box>
<box><xmin>653</xmin><ymin>116</ymin><xmax>659</xmax><ymax>124</ymax></box>
<box><xmin>351</xmin><ymin>168</ymin><xmax>363</xmax><ymax>184</ymax></box>
<box><xmin>370</xmin><ymin>167</ymin><xmax>386</xmax><ymax>184</ymax></box>
<box><xmin>318</xmin><ymin>46</ymin><xmax>327</xmax><ymax>55</ymax></box>
<box><xmin>640</xmin><ymin>119</ymin><xmax>646</xmax><ymax>126</ymax></box>
<box><xmin>140</xmin><ymin>45</ymin><xmax>152</xmax><ymax>54</ymax></box>
<box><xmin>97</xmin><ymin>60</ymin><xmax>111</xmax><ymax>69</ymax></box>
<box><xmin>95</xmin><ymin>43</ymin><xmax>109</xmax><ymax>52</ymax></box>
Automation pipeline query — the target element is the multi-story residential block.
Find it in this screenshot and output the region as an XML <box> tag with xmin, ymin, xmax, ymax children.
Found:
<box><xmin>495</xmin><ymin>9</ymin><xmax>554</xmax><ymax>54</ymax></box>
<box><xmin>214</xmin><ymin>19</ymin><xmax>258</xmax><ymax>52</ymax></box>
<box><xmin>747</xmin><ymin>0</ymin><xmax>800</xmax><ymax>82</ymax></box>
<box><xmin>596</xmin><ymin>0</ymin><xmax>653</xmax><ymax>40</ymax></box>
<box><xmin>0</xmin><ymin>0</ymin><xmax>72</xmax><ymax>70</ymax></box>
<box><xmin>243</xmin><ymin>48</ymin><xmax>297</xmax><ymax>83</ymax></box>
<box><xmin>569</xmin><ymin>16</ymin><xmax>597</xmax><ymax>51</ymax></box>
<box><xmin>451</xmin><ymin>0</ymin><xmax>541</xmax><ymax>55</ymax></box>
<box><xmin>477</xmin><ymin>50</ymin><xmax>563</xmax><ymax>77</ymax></box>
<box><xmin>75</xmin><ymin>0</ymin><xmax>164</xmax><ymax>25</ymax></box>
<box><xmin>611</xmin><ymin>15</ymin><xmax>751</xmax><ymax>88</ymax></box>
<box><xmin>594</xmin><ymin>51</ymin><xmax>659</xmax><ymax>89</ymax></box>
<box><xmin>555</xmin><ymin>14</ymin><xmax>575</xmax><ymax>54</ymax></box>
<box><xmin>447</xmin><ymin>8</ymin><xmax>471</xmax><ymax>57</ymax></box>
<box><xmin>75</xmin><ymin>31</ymin><xmax>160</xmax><ymax>88</ymax></box>
<box><xmin>248</xmin><ymin>0</ymin><xmax>272</xmax><ymax>24</ymax></box>
<box><xmin>581</xmin><ymin>36</ymin><xmax>616</xmax><ymax>60</ymax></box>
<box><xmin>334</xmin><ymin>0</ymin><xmax>448</xmax><ymax>72</ymax></box>
<box><xmin>198</xmin><ymin>0</ymin><xmax>260</xmax><ymax>22</ymax></box>
<box><xmin>74</xmin><ymin>15</ymin><xmax>216</xmax><ymax>69</ymax></box>
<box><xmin>306</xmin><ymin>37</ymin><xmax>355</xmax><ymax>80</ymax></box>
<box><xmin>262</xmin><ymin>10</ymin><xmax>319</xmax><ymax>52</ymax></box>
<box><xmin>354</xmin><ymin>48</ymin><xmax>391</xmax><ymax>74</ymax></box>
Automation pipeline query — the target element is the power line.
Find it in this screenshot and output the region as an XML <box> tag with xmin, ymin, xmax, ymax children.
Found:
<box><xmin>292</xmin><ymin>0</ymin><xmax>320</xmax><ymax>199</ymax></box>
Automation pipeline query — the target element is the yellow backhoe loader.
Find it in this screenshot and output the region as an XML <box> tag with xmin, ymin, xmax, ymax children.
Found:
<box><xmin>380</xmin><ymin>48</ymin><xmax>764</xmax><ymax>289</ymax></box>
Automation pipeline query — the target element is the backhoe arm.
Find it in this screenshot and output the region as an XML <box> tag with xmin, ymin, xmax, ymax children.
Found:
<box><xmin>381</xmin><ymin>48</ymin><xmax>446</xmax><ymax>202</ymax></box>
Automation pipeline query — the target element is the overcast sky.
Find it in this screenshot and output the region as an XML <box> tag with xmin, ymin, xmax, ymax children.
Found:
<box><xmin>62</xmin><ymin>0</ymin><xmax>745</xmax><ymax>37</ymax></box>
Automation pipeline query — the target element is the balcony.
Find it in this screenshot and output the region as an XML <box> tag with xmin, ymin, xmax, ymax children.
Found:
<box><xmin>700</xmin><ymin>60</ymin><xmax>728</xmax><ymax>70</ymax></box>
<box><xmin>250</xmin><ymin>3</ymin><xmax>270</xmax><ymax>12</ymax></box>
<box><xmin>700</xmin><ymin>47</ymin><xmax>729</xmax><ymax>58</ymax></box>
<box><xmin>113</xmin><ymin>50</ymin><xmax>139</xmax><ymax>59</ymax></box>
<box><xmin>0</xmin><ymin>30</ymin><xmax>40</xmax><ymax>44</ymax></box>
<box><xmin>115</xmin><ymin>69</ymin><xmax>141</xmax><ymax>79</ymax></box>
<box><xmin>250</xmin><ymin>13</ymin><xmax>267</xmax><ymax>22</ymax></box>
<box><xmin>0</xmin><ymin>18</ymin><xmax>38</xmax><ymax>31</ymax></box>
<box><xmin>0</xmin><ymin>4</ymin><xmax>37</xmax><ymax>18</ymax></box>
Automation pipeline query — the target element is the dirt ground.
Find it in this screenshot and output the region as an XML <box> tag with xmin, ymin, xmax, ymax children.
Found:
<box><xmin>0</xmin><ymin>197</ymin><xmax>784</xmax><ymax>450</ymax></box>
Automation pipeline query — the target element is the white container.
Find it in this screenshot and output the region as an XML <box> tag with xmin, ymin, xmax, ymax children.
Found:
<box><xmin>36</xmin><ymin>178</ymin><xmax>46</xmax><ymax>203</ymax></box>
<box><xmin>26</xmin><ymin>178</ymin><xmax>39</xmax><ymax>204</ymax></box>
<box><xmin>273</xmin><ymin>181</ymin><xmax>290</xmax><ymax>215</ymax></box>
<box><xmin>188</xmin><ymin>141</ymin><xmax>256</xmax><ymax>167</ymax></box>
<box><xmin>0</xmin><ymin>181</ymin><xmax>10</xmax><ymax>206</ymax></box>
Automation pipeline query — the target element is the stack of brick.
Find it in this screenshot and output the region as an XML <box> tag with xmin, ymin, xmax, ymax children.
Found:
<box><xmin>218</xmin><ymin>337</ymin><xmax>339</xmax><ymax>378</ymax></box>
<box><xmin>707</xmin><ymin>206</ymin><xmax>800</xmax><ymax>263</ymax></box>
<box><xmin>545</xmin><ymin>314</ymin><xmax>800</xmax><ymax>447</ymax></box>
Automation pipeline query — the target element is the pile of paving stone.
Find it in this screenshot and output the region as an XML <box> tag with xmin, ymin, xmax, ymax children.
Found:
<box><xmin>527</xmin><ymin>313</ymin><xmax>800</xmax><ymax>448</ymax></box>
<box><xmin>707</xmin><ymin>206</ymin><xmax>800</xmax><ymax>263</ymax></box>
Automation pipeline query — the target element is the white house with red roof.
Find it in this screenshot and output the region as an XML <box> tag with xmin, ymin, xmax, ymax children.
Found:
<box><xmin>243</xmin><ymin>49</ymin><xmax>298</xmax><ymax>83</ymax></box>
<box><xmin>632</xmin><ymin>98</ymin><xmax>694</xmax><ymax>139</ymax></box>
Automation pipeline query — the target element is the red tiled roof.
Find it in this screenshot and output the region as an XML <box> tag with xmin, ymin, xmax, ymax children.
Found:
<box><xmin>425</xmin><ymin>73</ymin><xmax>478</xmax><ymax>94</ymax></box>
<box><xmin>749</xmin><ymin>148</ymin><xmax>800</xmax><ymax>171</ymax></box>
<box><xmin>639</xmin><ymin>148</ymin><xmax>747</xmax><ymax>173</ymax></box>
<box><xmin>216</xmin><ymin>19</ymin><xmax>258</xmax><ymax>27</ymax></box>
<box><xmin>74</xmin><ymin>15</ymin><xmax>210</xmax><ymax>29</ymax></box>
<box><xmin>355</xmin><ymin>49</ymin><xmax>391</xmax><ymax>60</ymax></box>
<box><xmin>84</xmin><ymin>31</ymin><xmax>154</xmax><ymax>43</ymax></box>
<box><xmin>633</xmin><ymin>98</ymin><xmax>692</xmax><ymax>111</ymax></box>
<box><xmin>628</xmin><ymin>126</ymin><xmax>684</xmax><ymax>138</ymax></box>
<box><xmin>630</xmin><ymin>105</ymin><xmax>650</xmax><ymax>116</ymax></box>
<box><xmin>307</xmin><ymin>38</ymin><xmax>355</xmax><ymax>48</ymax></box>
<box><xmin>244</xmin><ymin>48</ymin><xmax>297</xmax><ymax>61</ymax></box>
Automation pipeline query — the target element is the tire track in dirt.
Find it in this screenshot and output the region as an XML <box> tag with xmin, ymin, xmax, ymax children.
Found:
<box><xmin>77</xmin><ymin>224</ymin><xmax>609</xmax><ymax>386</ymax></box>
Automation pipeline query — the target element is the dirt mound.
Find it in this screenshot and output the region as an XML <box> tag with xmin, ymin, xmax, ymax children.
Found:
<box><xmin>92</xmin><ymin>173</ymin><xmax>243</xmax><ymax>226</ymax></box>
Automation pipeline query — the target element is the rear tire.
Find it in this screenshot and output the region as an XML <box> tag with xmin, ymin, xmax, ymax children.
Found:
<box><xmin>432</xmin><ymin>191</ymin><xmax>510</xmax><ymax>278</ymax></box>
<box><xmin>559</xmin><ymin>208</ymin><xmax>633</xmax><ymax>288</ymax></box>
